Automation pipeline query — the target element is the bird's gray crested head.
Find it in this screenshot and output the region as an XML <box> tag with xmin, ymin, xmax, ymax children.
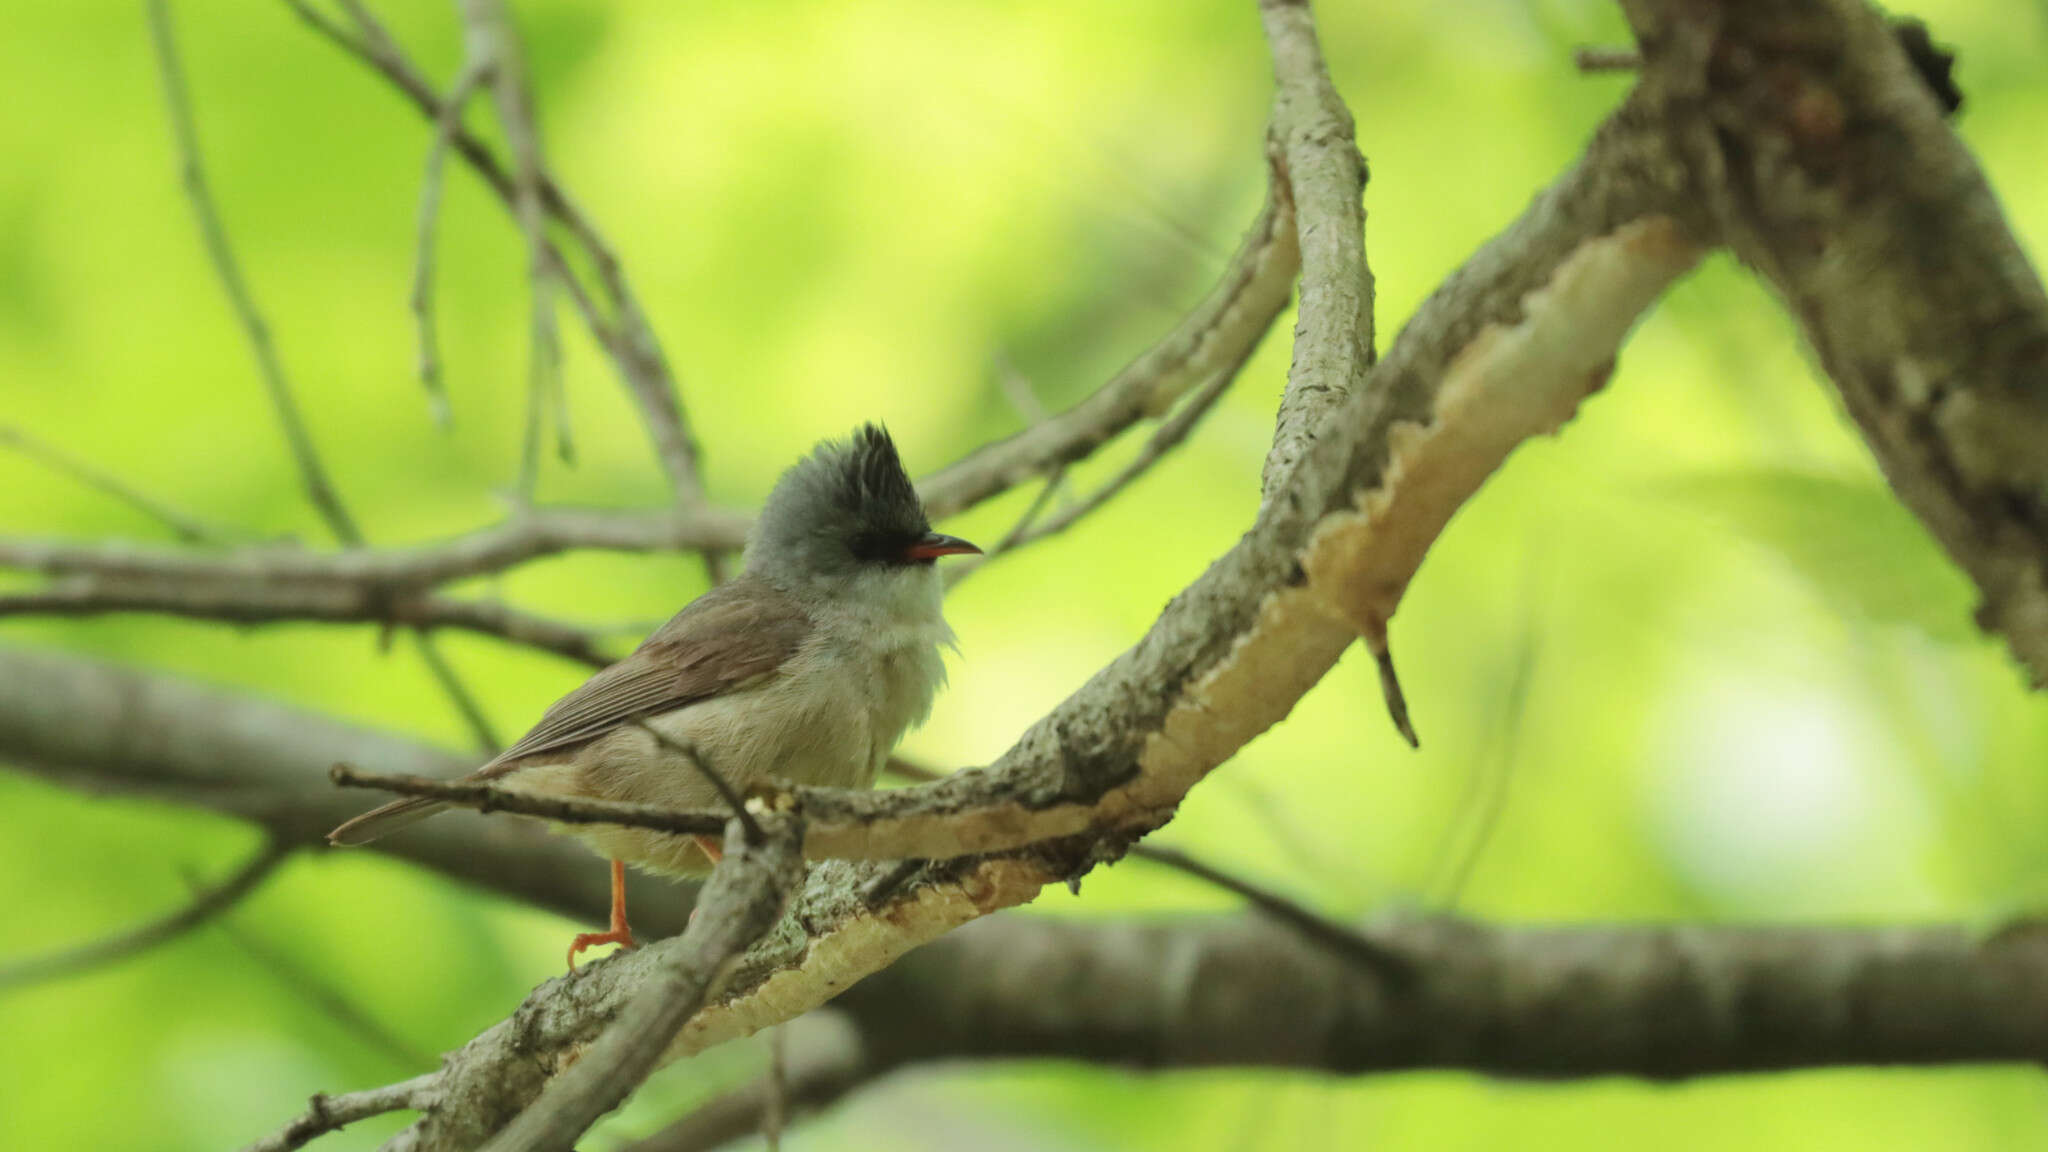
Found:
<box><xmin>748</xmin><ymin>424</ymin><xmax>967</xmax><ymax>589</ymax></box>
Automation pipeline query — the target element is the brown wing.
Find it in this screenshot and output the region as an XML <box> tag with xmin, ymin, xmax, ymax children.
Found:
<box><xmin>326</xmin><ymin>579</ymin><xmax>811</xmax><ymax>847</ymax></box>
<box><xmin>479</xmin><ymin>578</ymin><xmax>815</xmax><ymax>775</ymax></box>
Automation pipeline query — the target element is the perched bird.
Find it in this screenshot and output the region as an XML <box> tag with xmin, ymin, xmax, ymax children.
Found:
<box><xmin>328</xmin><ymin>424</ymin><xmax>979</xmax><ymax>965</ymax></box>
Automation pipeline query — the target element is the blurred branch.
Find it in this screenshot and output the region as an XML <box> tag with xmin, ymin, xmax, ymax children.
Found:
<box><xmin>624</xmin><ymin>1018</ymin><xmax>870</xmax><ymax>1152</ymax></box>
<box><xmin>0</xmin><ymin>505</ymin><xmax>747</xmax><ymax>586</ymax></box>
<box><xmin>1133</xmin><ymin>843</ymin><xmax>1411</xmax><ymax>983</ymax></box>
<box><xmin>215</xmin><ymin>918</ymin><xmax>434</xmax><ymax>1071</ymax></box>
<box><xmin>0</xmin><ymin>837</ymin><xmax>291</xmax><ymax>991</ymax></box>
<box><xmin>0</xmin><ymin>644</ymin><xmax>688</xmax><ymax>936</ymax></box>
<box><xmin>841</xmin><ymin>913</ymin><xmax>2048</xmax><ymax>1078</ymax></box>
<box><xmin>946</xmin><ymin>331</ymin><xmax>1261</xmax><ymax>586</ymax></box>
<box><xmin>409</xmin><ymin>56</ymin><xmax>491</xmax><ymax>426</ymax></box>
<box><xmin>0</xmin><ymin>425</ymin><xmax>221</xmax><ymax>544</ymax></box>
<box><xmin>0</xmin><ymin>582</ymin><xmax>612</xmax><ymax>668</ymax></box>
<box><xmin>148</xmin><ymin>0</ymin><xmax>362</xmax><ymax>548</ymax></box>
<box><xmin>453</xmin><ymin>0</ymin><xmax>569</xmax><ymax>492</ymax></box>
<box><xmin>917</xmin><ymin>174</ymin><xmax>1300</xmax><ymax>524</ymax></box>
<box><xmin>411</xmin><ymin>631</ymin><xmax>502</xmax><ymax>753</ymax></box>
<box><xmin>13</xmin><ymin>645</ymin><xmax>2048</xmax><ymax>1140</ymax></box>
<box><xmin>285</xmin><ymin>0</ymin><xmax>708</xmax><ymax>511</ymax></box>
<box><xmin>239</xmin><ymin>1072</ymin><xmax>438</xmax><ymax>1152</ymax></box>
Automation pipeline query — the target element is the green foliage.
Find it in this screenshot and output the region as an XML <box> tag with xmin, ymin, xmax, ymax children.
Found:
<box><xmin>1</xmin><ymin>1</ymin><xmax>2045</xmax><ymax>1149</ymax></box>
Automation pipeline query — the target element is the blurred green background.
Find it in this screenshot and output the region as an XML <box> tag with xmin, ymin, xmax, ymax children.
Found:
<box><xmin>3</xmin><ymin>0</ymin><xmax>2046</xmax><ymax>1148</ymax></box>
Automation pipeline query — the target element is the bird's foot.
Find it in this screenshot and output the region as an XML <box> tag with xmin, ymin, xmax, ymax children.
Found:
<box><xmin>567</xmin><ymin>858</ymin><xmax>639</xmax><ymax>970</ymax></box>
<box><xmin>566</xmin><ymin>926</ymin><xmax>639</xmax><ymax>970</ymax></box>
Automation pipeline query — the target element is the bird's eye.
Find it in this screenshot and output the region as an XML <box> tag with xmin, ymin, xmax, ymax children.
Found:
<box><xmin>849</xmin><ymin>529</ymin><xmax>924</xmax><ymax>566</ymax></box>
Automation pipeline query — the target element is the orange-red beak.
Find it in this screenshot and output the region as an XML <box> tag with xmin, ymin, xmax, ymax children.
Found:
<box><xmin>903</xmin><ymin>531</ymin><xmax>982</xmax><ymax>561</ymax></box>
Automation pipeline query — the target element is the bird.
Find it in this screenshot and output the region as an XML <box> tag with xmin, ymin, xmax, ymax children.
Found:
<box><xmin>327</xmin><ymin>424</ymin><xmax>980</xmax><ymax>966</ymax></box>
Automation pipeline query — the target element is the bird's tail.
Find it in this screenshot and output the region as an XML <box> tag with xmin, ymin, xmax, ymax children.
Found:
<box><xmin>327</xmin><ymin>797</ymin><xmax>451</xmax><ymax>846</ymax></box>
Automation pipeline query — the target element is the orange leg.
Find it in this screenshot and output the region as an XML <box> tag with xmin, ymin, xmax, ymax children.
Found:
<box><xmin>694</xmin><ymin>835</ymin><xmax>723</xmax><ymax>865</ymax></box>
<box><xmin>566</xmin><ymin>859</ymin><xmax>639</xmax><ymax>970</ymax></box>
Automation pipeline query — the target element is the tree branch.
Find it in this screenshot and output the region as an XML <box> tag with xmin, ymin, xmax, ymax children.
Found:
<box><xmin>10</xmin><ymin>645</ymin><xmax>2048</xmax><ymax>1145</ymax></box>
<box><xmin>148</xmin><ymin>0</ymin><xmax>362</xmax><ymax>547</ymax></box>
<box><xmin>838</xmin><ymin>913</ymin><xmax>2048</xmax><ymax>1079</ymax></box>
<box><xmin>1622</xmin><ymin>0</ymin><xmax>2048</xmax><ymax>684</ymax></box>
<box><xmin>238</xmin><ymin>1072</ymin><xmax>437</xmax><ymax>1152</ymax></box>
<box><xmin>466</xmin><ymin>815</ymin><xmax>805</xmax><ymax>1152</ymax></box>
<box><xmin>1256</xmin><ymin>0</ymin><xmax>1374</xmax><ymax>500</ymax></box>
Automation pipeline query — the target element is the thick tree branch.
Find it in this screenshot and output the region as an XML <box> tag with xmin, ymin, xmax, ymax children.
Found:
<box><xmin>463</xmin><ymin>815</ymin><xmax>804</xmax><ymax>1152</ymax></box>
<box><xmin>1624</xmin><ymin>0</ymin><xmax>2048</xmax><ymax>684</ymax></box>
<box><xmin>9</xmin><ymin>647</ymin><xmax>2048</xmax><ymax>1141</ymax></box>
<box><xmin>838</xmin><ymin>914</ymin><xmax>2048</xmax><ymax>1079</ymax></box>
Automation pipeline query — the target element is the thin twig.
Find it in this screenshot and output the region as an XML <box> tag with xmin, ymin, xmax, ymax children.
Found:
<box><xmin>0</xmin><ymin>424</ymin><xmax>221</xmax><ymax>543</ymax></box>
<box><xmin>1426</xmin><ymin>587</ymin><xmax>1541</xmax><ymax>908</ymax></box>
<box><xmin>0</xmin><ymin>583</ymin><xmax>614</xmax><ymax>669</ymax></box>
<box><xmin>627</xmin><ymin>718</ymin><xmax>763</xmax><ymax>843</ymax></box>
<box><xmin>238</xmin><ymin>1072</ymin><xmax>439</xmax><ymax>1152</ymax></box>
<box><xmin>413</xmin><ymin>631</ymin><xmax>502</xmax><ymax>753</ymax></box>
<box><xmin>288</xmin><ymin>0</ymin><xmax>704</xmax><ymax>509</ymax></box>
<box><xmin>148</xmin><ymin>0</ymin><xmax>362</xmax><ymax>547</ymax></box>
<box><xmin>411</xmin><ymin>57</ymin><xmax>492</xmax><ymax>427</ymax></box>
<box><xmin>214</xmin><ymin>919</ymin><xmax>433</xmax><ymax>1071</ymax></box>
<box><xmin>329</xmin><ymin>763</ymin><xmax>729</xmax><ymax>837</ymax></box>
<box><xmin>0</xmin><ymin>839</ymin><xmax>292</xmax><ymax>991</ymax></box>
<box><xmin>621</xmin><ymin>1021</ymin><xmax>871</xmax><ymax>1152</ymax></box>
<box><xmin>947</xmin><ymin>330</ymin><xmax>1259</xmax><ymax>588</ymax></box>
<box><xmin>457</xmin><ymin>0</ymin><xmax>569</xmax><ymax>492</ymax></box>
<box><xmin>0</xmin><ymin>504</ymin><xmax>748</xmax><ymax>587</ymax></box>
<box><xmin>1133</xmin><ymin>844</ymin><xmax>1412</xmax><ymax>984</ymax></box>
<box><xmin>917</xmin><ymin>178</ymin><xmax>1298</xmax><ymax>523</ymax></box>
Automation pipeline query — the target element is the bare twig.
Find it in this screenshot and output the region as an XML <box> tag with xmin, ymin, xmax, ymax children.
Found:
<box><xmin>288</xmin><ymin>0</ymin><xmax>705</xmax><ymax>509</ymax></box>
<box><xmin>474</xmin><ymin>814</ymin><xmax>804</xmax><ymax>1152</ymax></box>
<box><xmin>0</xmin><ymin>839</ymin><xmax>291</xmax><ymax>991</ymax></box>
<box><xmin>0</xmin><ymin>583</ymin><xmax>613</xmax><ymax>668</ymax></box>
<box><xmin>0</xmin><ymin>425</ymin><xmax>221</xmax><ymax>543</ymax></box>
<box><xmin>627</xmin><ymin>719</ymin><xmax>763</xmax><ymax>843</ymax></box>
<box><xmin>947</xmin><ymin>327</ymin><xmax>1263</xmax><ymax>587</ymax></box>
<box><xmin>214</xmin><ymin>919</ymin><xmax>434</xmax><ymax>1071</ymax></box>
<box><xmin>0</xmin><ymin>504</ymin><xmax>747</xmax><ymax>587</ymax></box>
<box><xmin>238</xmin><ymin>1072</ymin><xmax>438</xmax><ymax>1152</ymax></box>
<box><xmin>410</xmin><ymin>57</ymin><xmax>492</xmax><ymax>426</ymax></box>
<box><xmin>916</xmin><ymin>177</ymin><xmax>1299</xmax><ymax>523</ymax></box>
<box><xmin>1133</xmin><ymin>843</ymin><xmax>1411</xmax><ymax>984</ymax></box>
<box><xmin>413</xmin><ymin>631</ymin><xmax>502</xmax><ymax>753</ymax></box>
<box><xmin>456</xmin><ymin>0</ymin><xmax>569</xmax><ymax>492</ymax></box>
<box><xmin>624</xmin><ymin>1018</ymin><xmax>870</xmax><ymax>1152</ymax></box>
<box><xmin>148</xmin><ymin>0</ymin><xmax>361</xmax><ymax>547</ymax></box>
<box><xmin>1425</xmin><ymin>590</ymin><xmax>1541</xmax><ymax>907</ymax></box>
<box><xmin>330</xmin><ymin>763</ymin><xmax>728</xmax><ymax>838</ymax></box>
